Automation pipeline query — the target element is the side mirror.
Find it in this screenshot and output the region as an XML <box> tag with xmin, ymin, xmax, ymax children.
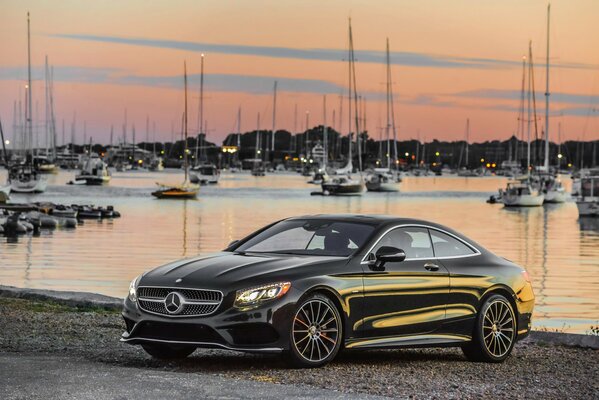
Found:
<box><xmin>369</xmin><ymin>246</ymin><xmax>406</xmax><ymax>270</ymax></box>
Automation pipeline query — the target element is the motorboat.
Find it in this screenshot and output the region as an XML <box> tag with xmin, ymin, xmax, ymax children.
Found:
<box><xmin>190</xmin><ymin>162</ymin><xmax>220</xmax><ymax>184</ymax></box>
<box><xmin>535</xmin><ymin>173</ymin><xmax>568</xmax><ymax>203</ymax></box>
<box><xmin>152</xmin><ymin>183</ymin><xmax>199</xmax><ymax>199</ymax></box>
<box><xmin>308</xmin><ymin>171</ymin><xmax>329</xmax><ymax>185</ymax></box>
<box><xmin>365</xmin><ymin>169</ymin><xmax>401</xmax><ymax>192</ymax></box>
<box><xmin>321</xmin><ymin>175</ymin><xmax>363</xmax><ymax>195</ymax></box>
<box><xmin>251</xmin><ymin>165</ymin><xmax>266</xmax><ymax>177</ymax></box>
<box><xmin>501</xmin><ymin>181</ymin><xmax>545</xmax><ymax>207</ymax></box>
<box><xmin>75</xmin><ymin>156</ymin><xmax>111</xmax><ymax>185</ymax></box>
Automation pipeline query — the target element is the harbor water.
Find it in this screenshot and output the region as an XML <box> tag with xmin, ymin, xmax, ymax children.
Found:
<box><xmin>0</xmin><ymin>169</ymin><xmax>597</xmax><ymax>334</ymax></box>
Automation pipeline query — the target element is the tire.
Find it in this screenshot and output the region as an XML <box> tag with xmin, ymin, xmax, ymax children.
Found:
<box><xmin>462</xmin><ymin>294</ymin><xmax>517</xmax><ymax>363</ymax></box>
<box><xmin>141</xmin><ymin>343</ymin><xmax>196</xmax><ymax>360</ymax></box>
<box><xmin>286</xmin><ymin>293</ymin><xmax>343</xmax><ymax>368</ymax></box>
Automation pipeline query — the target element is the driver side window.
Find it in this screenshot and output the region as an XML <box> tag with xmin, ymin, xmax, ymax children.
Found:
<box><xmin>372</xmin><ymin>227</ymin><xmax>433</xmax><ymax>259</ymax></box>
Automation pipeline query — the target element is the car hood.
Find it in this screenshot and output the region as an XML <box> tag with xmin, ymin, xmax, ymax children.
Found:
<box><xmin>139</xmin><ymin>252</ymin><xmax>346</xmax><ymax>292</ymax></box>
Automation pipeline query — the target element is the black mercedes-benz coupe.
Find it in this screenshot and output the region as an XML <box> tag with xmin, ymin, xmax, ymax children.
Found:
<box><xmin>122</xmin><ymin>214</ymin><xmax>535</xmax><ymax>367</ymax></box>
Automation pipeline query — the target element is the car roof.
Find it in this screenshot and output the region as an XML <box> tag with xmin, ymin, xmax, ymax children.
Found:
<box><xmin>286</xmin><ymin>214</ymin><xmax>447</xmax><ymax>229</ymax></box>
<box><xmin>285</xmin><ymin>214</ymin><xmax>484</xmax><ymax>249</ymax></box>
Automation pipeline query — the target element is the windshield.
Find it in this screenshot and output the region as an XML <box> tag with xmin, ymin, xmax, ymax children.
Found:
<box><xmin>233</xmin><ymin>219</ymin><xmax>376</xmax><ymax>257</ymax></box>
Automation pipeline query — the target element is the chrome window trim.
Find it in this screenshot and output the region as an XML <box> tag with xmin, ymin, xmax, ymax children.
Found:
<box><xmin>360</xmin><ymin>223</ymin><xmax>481</xmax><ymax>264</ymax></box>
<box><xmin>136</xmin><ymin>286</ymin><xmax>224</xmax><ymax>318</ymax></box>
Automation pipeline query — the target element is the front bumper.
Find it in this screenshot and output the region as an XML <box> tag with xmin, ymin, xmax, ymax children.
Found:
<box><xmin>121</xmin><ymin>289</ymin><xmax>300</xmax><ymax>353</ymax></box>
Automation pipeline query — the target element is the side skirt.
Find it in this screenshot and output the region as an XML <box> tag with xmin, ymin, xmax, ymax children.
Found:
<box><xmin>345</xmin><ymin>334</ymin><xmax>471</xmax><ymax>350</ymax></box>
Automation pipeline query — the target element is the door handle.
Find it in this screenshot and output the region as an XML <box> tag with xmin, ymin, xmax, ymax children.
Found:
<box><xmin>424</xmin><ymin>263</ymin><xmax>440</xmax><ymax>271</ymax></box>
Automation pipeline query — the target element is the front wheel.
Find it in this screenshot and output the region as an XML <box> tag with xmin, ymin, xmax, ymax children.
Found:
<box><xmin>141</xmin><ymin>343</ymin><xmax>196</xmax><ymax>360</ymax></box>
<box><xmin>462</xmin><ymin>294</ymin><xmax>517</xmax><ymax>362</ymax></box>
<box><xmin>286</xmin><ymin>294</ymin><xmax>342</xmax><ymax>368</ymax></box>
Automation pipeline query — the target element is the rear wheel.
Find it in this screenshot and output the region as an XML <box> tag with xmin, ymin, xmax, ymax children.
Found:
<box><xmin>286</xmin><ymin>294</ymin><xmax>342</xmax><ymax>368</ymax></box>
<box><xmin>462</xmin><ymin>294</ymin><xmax>517</xmax><ymax>362</ymax></box>
<box><xmin>141</xmin><ymin>343</ymin><xmax>196</xmax><ymax>360</ymax></box>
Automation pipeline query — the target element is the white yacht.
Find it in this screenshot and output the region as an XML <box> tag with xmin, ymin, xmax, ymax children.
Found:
<box><xmin>501</xmin><ymin>181</ymin><xmax>545</xmax><ymax>207</ymax></box>
<box><xmin>9</xmin><ymin>164</ymin><xmax>48</xmax><ymax>193</ymax></box>
<box><xmin>75</xmin><ymin>156</ymin><xmax>111</xmax><ymax>185</ymax></box>
<box><xmin>535</xmin><ymin>173</ymin><xmax>568</xmax><ymax>203</ymax></box>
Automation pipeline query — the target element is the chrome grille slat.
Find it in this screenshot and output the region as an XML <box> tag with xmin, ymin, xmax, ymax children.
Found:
<box><xmin>137</xmin><ymin>286</ymin><xmax>223</xmax><ymax>317</ymax></box>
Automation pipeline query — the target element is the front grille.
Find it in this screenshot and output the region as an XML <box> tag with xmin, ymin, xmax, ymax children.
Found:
<box><xmin>137</xmin><ymin>286</ymin><xmax>223</xmax><ymax>317</ymax></box>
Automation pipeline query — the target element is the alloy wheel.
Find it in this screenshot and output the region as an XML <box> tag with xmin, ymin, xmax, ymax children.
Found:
<box><xmin>482</xmin><ymin>299</ymin><xmax>515</xmax><ymax>358</ymax></box>
<box><xmin>292</xmin><ymin>299</ymin><xmax>340</xmax><ymax>363</ymax></box>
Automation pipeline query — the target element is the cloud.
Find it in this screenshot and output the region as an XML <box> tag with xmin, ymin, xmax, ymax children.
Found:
<box><xmin>0</xmin><ymin>66</ymin><xmax>121</xmax><ymax>84</ymax></box>
<box><xmin>453</xmin><ymin>89</ymin><xmax>599</xmax><ymax>106</ymax></box>
<box><xmin>45</xmin><ymin>34</ymin><xmax>534</xmax><ymax>70</ymax></box>
<box><xmin>0</xmin><ymin>65</ymin><xmax>347</xmax><ymax>95</ymax></box>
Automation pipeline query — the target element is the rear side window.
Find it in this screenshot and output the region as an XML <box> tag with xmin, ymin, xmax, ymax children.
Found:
<box><xmin>373</xmin><ymin>227</ymin><xmax>433</xmax><ymax>259</ymax></box>
<box><xmin>429</xmin><ymin>229</ymin><xmax>476</xmax><ymax>258</ymax></box>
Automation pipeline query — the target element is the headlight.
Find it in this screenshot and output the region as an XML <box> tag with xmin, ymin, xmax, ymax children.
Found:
<box><xmin>128</xmin><ymin>275</ymin><xmax>140</xmax><ymax>302</ymax></box>
<box><xmin>234</xmin><ymin>282</ymin><xmax>291</xmax><ymax>308</ymax></box>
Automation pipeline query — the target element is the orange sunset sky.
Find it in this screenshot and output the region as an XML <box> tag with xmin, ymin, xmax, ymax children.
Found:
<box><xmin>1</xmin><ymin>0</ymin><xmax>598</xmax><ymax>147</ymax></box>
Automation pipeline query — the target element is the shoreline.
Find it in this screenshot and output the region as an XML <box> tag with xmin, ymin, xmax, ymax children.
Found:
<box><xmin>1</xmin><ymin>284</ymin><xmax>598</xmax><ymax>350</ymax></box>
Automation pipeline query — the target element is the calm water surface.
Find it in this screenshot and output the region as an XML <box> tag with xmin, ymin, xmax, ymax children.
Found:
<box><xmin>1</xmin><ymin>169</ymin><xmax>598</xmax><ymax>333</ymax></box>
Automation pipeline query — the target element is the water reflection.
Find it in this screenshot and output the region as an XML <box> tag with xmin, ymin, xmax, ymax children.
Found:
<box><xmin>0</xmin><ymin>170</ymin><xmax>597</xmax><ymax>333</ymax></box>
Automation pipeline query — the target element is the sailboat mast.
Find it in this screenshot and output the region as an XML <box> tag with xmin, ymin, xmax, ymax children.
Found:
<box><xmin>45</xmin><ymin>55</ymin><xmax>49</xmax><ymax>156</ymax></box>
<box><xmin>527</xmin><ymin>42</ymin><xmax>533</xmax><ymax>178</ymax></box>
<box><xmin>347</xmin><ymin>18</ymin><xmax>352</xmax><ymax>168</ymax></box>
<box><xmin>465</xmin><ymin>118</ymin><xmax>470</xmax><ymax>167</ymax></box>
<box><xmin>349</xmin><ymin>19</ymin><xmax>362</xmax><ymax>173</ymax></box>
<box><xmin>237</xmin><ymin>106</ymin><xmax>241</xmax><ymax>155</ymax></box>
<box><xmin>386</xmin><ymin>38</ymin><xmax>391</xmax><ymax>169</ymax></box>
<box><xmin>184</xmin><ymin>61</ymin><xmax>188</xmax><ymax>183</ymax></box>
<box><xmin>197</xmin><ymin>54</ymin><xmax>204</xmax><ymax>163</ymax></box>
<box><xmin>543</xmin><ymin>3</ymin><xmax>551</xmax><ymax>170</ymax></box>
<box><xmin>255</xmin><ymin>112</ymin><xmax>260</xmax><ymax>163</ymax></box>
<box><xmin>26</xmin><ymin>12</ymin><xmax>33</xmax><ymax>161</ymax></box>
<box><xmin>323</xmin><ymin>95</ymin><xmax>328</xmax><ymax>169</ymax></box>
<box><xmin>271</xmin><ymin>81</ymin><xmax>277</xmax><ymax>153</ymax></box>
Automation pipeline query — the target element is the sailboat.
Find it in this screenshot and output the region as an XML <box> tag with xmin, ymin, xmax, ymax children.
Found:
<box><xmin>322</xmin><ymin>18</ymin><xmax>363</xmax><ymax>195</ymax></box>
<box><xmin>9</xmin><ymin>13</ymin><xmax>47</xmax><ymax>194</ymax></box>
<box><xmin>152</xmin><ymin>61</ymin><xmax>199</xmax><ymax>199</ymax></box>
<box><xmin>366</xmin><ymin>38</ymin><xmax>401</xmax><ymax>193</ymax></box>
<box><xmin>189</xmin><ymin>54</ymin><xmax>220</xmax><ymax>185</ymax></box>
<box><xmin>251</xmin><ymin>112</ymin><xmax>266</xmax><ymax>176</ymax></box>
<box><xmin>501</xmin><ymin>41</ymin><xmax>544</xmax><ymax>207</ymax></box>
<box><xmin>534</xmin><ymin>4</ymin><xmax>567</xmax><ymax>204</ymax></box>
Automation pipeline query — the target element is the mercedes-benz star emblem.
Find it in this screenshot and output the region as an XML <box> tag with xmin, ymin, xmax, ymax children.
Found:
<box><xmin>164</xmin><ymin>292</ymin><xmax>183</xmax><ymax>314</ymax></box>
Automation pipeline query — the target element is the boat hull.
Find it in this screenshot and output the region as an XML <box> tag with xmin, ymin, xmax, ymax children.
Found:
<box><xmin>321</xmin><ymin>183</ymin><xmax>363</xmax><ymax>195</ymax></box>
<box><xmin>10</xmin><ymin>177</ymin><xmax>48</xmax><ymax>193</ymax></box>
<box><xmin>576</xmin><ymin>199</ymin><xmax>599</xmax><ymax>217</ymax></box>
<box><xmin>189</xmin><ymin>172</ymin><xmax>219</xmax><ymax>184</ymax></box>
<box><xmin>503</xmin><ymin>194</ymin><xmax>545</xmax><ymax>207</ymax></box>
<box><xmin>365</xmin><ymin>181</ymin><xmax>400</xmax><ymax>192</ymax></box>
<box><xmin>74</xmin><ymin>175</ymin><xmax>111</xmax><ymax>185</ymax></box>
<box><xmin>0</xmin><ymin>185</ymin><xmax>10</xmax><ymax>202</ymax></box>
<box><xmin>544</xmin><ymin>188</ymin><xmax>568</xmax><ymax>203</ymax></box>
<box><xmin>152</xmin><ymin>188</ymin><xmax>198</xmax><ymax>199</ymax></box>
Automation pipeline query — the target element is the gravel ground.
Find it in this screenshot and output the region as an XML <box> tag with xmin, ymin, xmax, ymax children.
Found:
<box><xmin>0</xmin><ymin>298</ymin><xmax>597</xmax><ymax>399</ymax></box>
